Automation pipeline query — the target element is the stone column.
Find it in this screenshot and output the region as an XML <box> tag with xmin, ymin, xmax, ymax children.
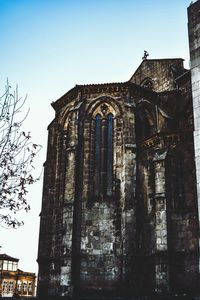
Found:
<box><xmin>153</xmin><ymin>149</ymin><xmax>169</xmax><ymax>293</ymax></box>
<box><xmin>61</xmin><ymin>111</ymin><xmax>78</xmax><ymax>297</ymax></box>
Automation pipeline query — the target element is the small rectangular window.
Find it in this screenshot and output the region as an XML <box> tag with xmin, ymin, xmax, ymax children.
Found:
<box><xmin>13</xmin><ymin>262</ymin><xmax>18</xmax><ymax>271</ymax></box>
<box><xmin>17</xmin><ymin>281</ymin><xmax>22</xmax><ymax>292</ymax></box>
<box><xmin>3</xmin><ymin>261</ymin><xmax>8</xmax><ymax>270</ymax></box>
<box><xmin>23</xmin><ymin>282</ymin><xmax>27</xmax><ymax>293</ymax></box>
<box><xmin>28</xmin><ymin>284</ymin><xmax>32</xmax><ymax>291</ymax></box>
<box><xmin>3</xmin><ymin>281</ymin><xmax>7</xmax><ymax>292</ymax></box>
<box><xmin>8</xmin><ymin>281</ymin><xmax>14</xmax><ymax>292</ymax></box>
<box><xmin>8</xmin><ymin>261</ymin><xmax>13</xmax><ymax>271</ymax></box>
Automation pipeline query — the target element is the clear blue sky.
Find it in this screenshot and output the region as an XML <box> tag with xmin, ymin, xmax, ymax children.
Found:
<box><xmin>0</xmin><ymin>0</ymin><xmax>192</xmax><ymax>273</ymax></box>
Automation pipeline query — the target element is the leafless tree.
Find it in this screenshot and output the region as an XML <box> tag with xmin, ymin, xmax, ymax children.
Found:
<box><xmin>0</xmin><ymin>80</ymin><xmax>41</xmax><ymax>228</ymax></box>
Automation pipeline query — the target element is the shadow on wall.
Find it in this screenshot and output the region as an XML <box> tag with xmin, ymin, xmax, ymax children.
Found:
<box><xmin>1</xmin><ymin>294</ymin><xmax>200</xmax><ymax>300</ymax></box>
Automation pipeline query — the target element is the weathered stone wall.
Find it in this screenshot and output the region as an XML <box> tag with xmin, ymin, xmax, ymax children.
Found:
<box><xmin>38</xmin><ymin>58</ymin><xmax>199</xmax><ymax>297</ymax></box>
<box><xmin>130</xmin><ymin>59</ymin><xmax>185</xmax><ymax>92</ymax></box>
<box><xmin>77</xmin><ymin>88</ymin><xmax>137</xmax><ymax>293</ymax></box>
<box><xmin>38</xmin><ymin>84</ymin><xmax>141</xmax><ymax>296</ymax></box>
<box><xmin>188</xmin><ymin>0</ymin><xmax>200</xmax><ymax>272</ymax></box>
<box><xmin>135</xmin><ymin>82</ymin><xmax>199</xmax><ymax>293</ymax></box>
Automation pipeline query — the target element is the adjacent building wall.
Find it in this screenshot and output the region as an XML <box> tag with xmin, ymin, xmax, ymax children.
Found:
<box><xmin>188</xmin><ymin>0</ymin><xmax>200</xmax><ymax>270</ymax></box>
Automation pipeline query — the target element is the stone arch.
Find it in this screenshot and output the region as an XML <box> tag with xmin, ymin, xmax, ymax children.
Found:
<box><xmin>86</xmin><ymin>95</ymin><xmax>122</xmax><ymax>118</ymax></box>
<box><xmin>60</xmin><ymin>106</ymin><xmax>76</xmax><ymax>130</ymax></box>
<box><xmin>140</xmin><ymin>77</ymin><xmax>154</xmax><ymax>90</ymax></box>
<box><xmin>135</xmin><ymin>101</ymin><xmax>156</xmax><ymax>140</ymax></box>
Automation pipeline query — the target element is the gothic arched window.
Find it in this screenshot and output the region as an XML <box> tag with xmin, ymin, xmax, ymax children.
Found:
<box><xmin>92</xmin><ymin>107</ymin><xmax>114</xmax><ymax>199</ymax></box>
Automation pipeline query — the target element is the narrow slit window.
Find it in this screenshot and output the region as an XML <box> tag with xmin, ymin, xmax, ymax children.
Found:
<box><xmin>94</xmin><ymin>114</ymin><xmax>101</xmax><ymax>197</ymax></box>
<box><xmin>92</xmin><ymin>109</ymin><xmax>114</xmax><ymax>199</ymax></box>
<box><xmin>106</xmin><ymin>113</ymin><xmax>113</xmax><ymax>196</ymax></box>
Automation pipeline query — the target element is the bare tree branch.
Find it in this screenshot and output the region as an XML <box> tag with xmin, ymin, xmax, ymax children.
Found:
<box><xmin>0</xmin><ymin>80</ymin><xmax>42</xmax><ymax>228</ymax></box>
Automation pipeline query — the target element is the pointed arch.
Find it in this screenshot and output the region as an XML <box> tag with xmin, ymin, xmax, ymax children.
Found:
<box><xmin>140</xmin><ymin>77</ymin><xmax>154</xmax><ymax>90</ymax></box>
<box><xmin>86</xmin><ymin>95</ymin><xmax>122</xmax><ymax>118</ymax></box>
<box><xmin>135</xmin><ymin>102</ymin><xmax>157</xmax><ymax>141</ymax></box>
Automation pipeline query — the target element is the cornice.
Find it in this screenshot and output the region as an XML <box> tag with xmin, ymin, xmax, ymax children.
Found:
<box><xmin>51</xmin><ymin>86</ymin><xmax>78</xmax><ymax>111</ymax></box>
<box><xmin>138</xmin><ymin>130</ymin><xmax>193</xmax><ymax>151</ymax></box>
<box><xmin>51</xmin><ymin>81</ymin><xmax>158</xmax><ymax>112</ymax></box>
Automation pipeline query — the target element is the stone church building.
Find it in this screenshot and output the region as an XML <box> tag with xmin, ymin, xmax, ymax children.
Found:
<box><xmin>37</xmin><ymin>1</ymin><xmax>200</xmax><ymax>298</ymax></box>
